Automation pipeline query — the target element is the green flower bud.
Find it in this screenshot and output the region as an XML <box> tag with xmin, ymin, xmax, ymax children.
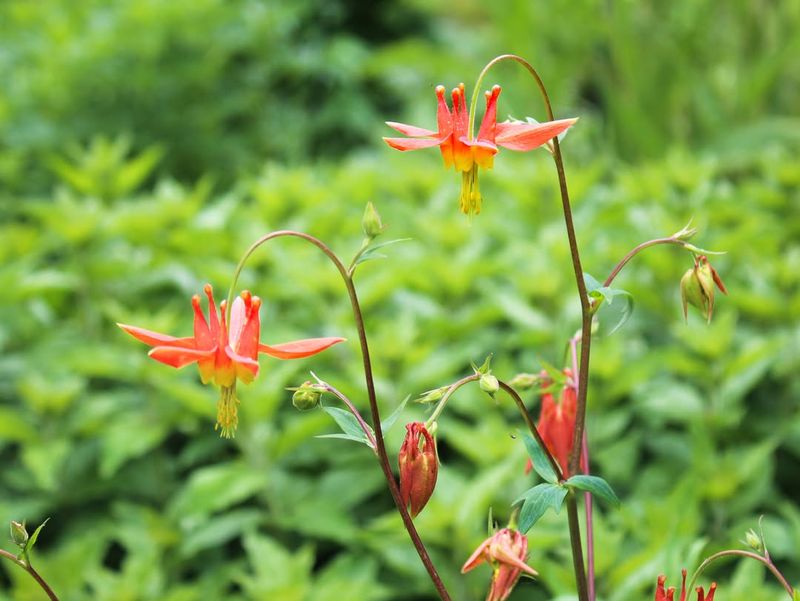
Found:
<box><xmin>415</xmin><ymin>386</ymin><xmax>448</xmax><ymax>404</ymax></box>
<box><xmin>10</xmin><ymin>521</ymin><xmax>28</xmax><ymax>548</ymax></box>
<box><xmin>508</xmin><ymin>373</ymin><xmax>539</xmax><ymax>390</ymax></box>
<box><xmin>680</xmin><ymin>255</ymin><xmax>728</xmax><ymax>323</ymax></box>
<box><xmin>744</xmin><ymin>528</ymin><xmax>763</xmax><ymax>553</ymax></box>
<box><xmin>292</xmin><ymin>381</ymin><xmax>322</xmax><ymax>411</ymax></box>
<box><xmin>362</xmin><ymin>202</ymin><xmax>385</xmax><ymax>239</ymax></box>
<box><xmin>480</xmin><ymin>373</ymin><xmax>499</xmax><ymax>397</ymax></box>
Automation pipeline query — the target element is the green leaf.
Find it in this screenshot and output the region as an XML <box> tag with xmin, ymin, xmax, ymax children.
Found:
<box><xmin>353</xmin><ymin>238</ymin><xmax>412</xmax><ymax>267</ymax></box>
<box><xmin>566</xmin><ymin>475</ymin><xmax>621</xmax><ymax>507</ymax></box>
<box><xmin>583</xmin><ymin>272</ymin><xmax>634</xmax><ymax>335</ymax></box>
<box><xmin>521</xmin><ymin>432</ymin><xmax>558</xmax><ymax>483</ymax></box>
<box><xmin>316</xmin><ymin>433</ymin><xmax>373</xmax><ymax>445</ymax></box>
<box><xmin>514</xmin><ymin>483</ymin><xmax>568</xmax><ymax>533</ymax></box>
<box><xmin>380</xmin><ymin>395</ymin><xmax>410</xmax><ymax>433</ymax></box>
<box><xmin>319</xmin><ymin>404</ymin><xmax>373</xmax><ymax>447</ymax></box>
<box><xmin>24</xmin><ymin>518</ymin><xmax>49</xmax><ymax>555</ymax></box>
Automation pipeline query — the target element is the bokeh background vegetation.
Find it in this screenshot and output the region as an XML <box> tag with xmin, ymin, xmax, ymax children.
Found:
<box><xmin>1</xmin><ymin>1</ymin><xmax>799</xmax><ymax>599</ymax></box>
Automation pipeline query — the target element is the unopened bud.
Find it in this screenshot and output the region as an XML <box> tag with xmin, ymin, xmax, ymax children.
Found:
<box><xmin>744</xmin><ymin>528</ymin><xmax>763</xmax><ymax>552</ymax></box>
<box><xmin>508</xmin><ymin>373</ymin><xmax>539</xmax><ymax>390</ymax></box>
<box><xmin>680</xmin><ymin>255</ymin><xmax>728</xmax><ymax>323</ymax></box>
<box><xmin>415</xmin><ymin>386</ymin><xmax>447</xmax><ymax>403</ymax></box>
<box><xmin>10</xmin><ymin>521</ymin><xmax>27</xmax><ymax>548</ymax></box>
<box><xmin>398</xmin><ymin>422</ymin><xmax>438</xmax><ymax>518</ymax></box>
<box><xmin>292</xmin><ymin>381</ymin><xmax>321</xmax><ymax>411</ymax></box>
<box><xmin>362</xmin><ymin>202</ymin><xmax>385</xmax><ymax>239</ymax></box>
<box><xmin>672</xmin><ymin>219</ymin><xmax>698</xmax><ymax>241</ymax></box>
<box><xmin>479</xmin><ymin>373</ymin><xmax>499</xmax><ymax>397</ymax></box>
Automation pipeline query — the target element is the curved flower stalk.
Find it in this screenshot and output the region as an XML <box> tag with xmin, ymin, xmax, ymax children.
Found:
<box><xmin>119</xmin><ymin>284</ymin><xmax>344</xmax><ymax>437</ymax></box>
<box><xmin>384</xmin><ymin>83</ymin><xmax>576</xmax><ymax>215</ymax></box>
<box><xmin>525</xmin><ymin>370</ymin><xmax>578</xmax><ymax>478</ymax></box>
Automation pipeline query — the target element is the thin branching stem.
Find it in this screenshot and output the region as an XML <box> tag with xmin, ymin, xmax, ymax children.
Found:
<box><xmin>228</xmin><ymin>230</ymin><xmax>452</xmax><ymax>601</ymax></box>
<box><xmin>603</xmin><ymin>237</ymin><xmax>688</xmax><ymax>288</ymax></box>
<box><xmin>317</xmin><ymin>380</ymin><xmax>377</xmax><ymax>449</ymax></box>
<box><xmin>497</xmin><ymin>381</ymin><xmax>564</xmax><ymax>481</ymax></box>
<box><xmin>0</xmin><ymin>549</ymin><xmax>60</xmax><ymax>601</ymax></box>
<box><xmin>476</xmin><ymin>53</ymin><xmax>590</xmax><ymax>601</ymax></box>
<box><xmin>689</xmin><ymin>549</ymin><xmax>794</xmax><ymax>598</ymax></box>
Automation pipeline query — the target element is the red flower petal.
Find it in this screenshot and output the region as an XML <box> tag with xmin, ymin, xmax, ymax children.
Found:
<box><xmin>118</xmin><ymin>323</ymin><xmax>196</xmax><ymax>349</ymax></box>
<box><xmin>258</xmin><ymin>336</ymin><xmax>345</xmax><ymax>359</ymax></box>
<box><xmin>148</xmin><ymin>345</ymin><xmax>215</xmax><ymax>368</ymax></box>
<box><xmin>224</xmin><ymin>345</ymin><xmax>260</xmax><ymax>383</ymax></box>
<box><xmin>385</xmin><ymin>121</ymin><xmax>438</xmax><ymax>137</ymax></box>
<box><xmin>383</xmin><ymin>136</ymin><xmax>449</xmax><ymax>151</ymax></box>
<box><xmin>495</xmin><ymin>118</ymin><xmax>577</xmax><ymax>151</ymax></box>
<box><xmin>460</xmin><ymin>538</ymin><xmax>490</xmax><ymax>573</ymax></box>
<box><xmin>476</xmin><ymin>85</ymin><xmax>501</xmax><ymax>144</ymax></box>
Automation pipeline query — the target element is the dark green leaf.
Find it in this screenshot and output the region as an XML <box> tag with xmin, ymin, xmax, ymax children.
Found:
<box><xmin>521</xmin><ymin>432</ymin><xmax>558</xmax><ymax>484</ymax></box>
<box><xmin>566</xmin><ymin>475</ymin><xmax>621</xmax><ymax>507</ymax></box>
<box><xmin>514</xmin><ymin>483</ymin><xmax>568</xmax><ymax>533</ymax></box>
<box><xmin>380</xmin><ymin>395</ymin><xmax>410</xmax><ymax>433</ymax></box>
<box><xmin>319</xmin><ymin>404</ymin><xmax>373</xmax><ymax>446</ymax></box>
<box><xmin>353</xmin><ymin>238</ymin><xmax>412</xmax><ymax>267</ymax></box>
<box><xmin>24</xmin><ymin>518</ymin><xmax>49</xmax><ymax>555</ymax></box>
<box><xmin>584</xmin><ymin>272</ymin><xmax>634</xmax><ymax>335</ymax></box>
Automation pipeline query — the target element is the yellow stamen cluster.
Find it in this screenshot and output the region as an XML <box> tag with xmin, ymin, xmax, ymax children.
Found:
<box><xmin>215</xmin><ymin>384</ymin><xmax>240</xmax><ymax>438</ymax></box>
<box><xmin>460</xmin><ymin>165</ymin><xmax>482</xmax><ymax>216</ymax></box>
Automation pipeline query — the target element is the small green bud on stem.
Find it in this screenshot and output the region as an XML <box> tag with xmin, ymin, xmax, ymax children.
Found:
<box><xmin>10</xmin><ymin>521</ymin><xmax>28</xmax><ymax>548</ymax></box>
<box><xmin>362</xmin><ymin>202</ymin><xmax>385</xmax><ymax>239</ymax></box>
<box><xmin>292</xmin><ymin>381</ymin><xmax>322</xmax><ymax>411</ymax></box>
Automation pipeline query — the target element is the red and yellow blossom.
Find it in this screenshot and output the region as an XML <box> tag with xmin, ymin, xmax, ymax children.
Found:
<box><xmin>461</xmin><ymin>528</ymin><xmax>538</xmax><ymax>601</ymax></box>
<box><xmin>384</xmin><ymin>83</ymin><xmax>577</xmax><ymax>215</ymax></box>
<box><xmin>118</xmin><ymin>284</ymin><xmax>344</xmax><ymax>437</ymax></box>
<box><xmin>655</xmin><ymin>569</ymin><xmax>717</xmax><ymax>601</ymax></box>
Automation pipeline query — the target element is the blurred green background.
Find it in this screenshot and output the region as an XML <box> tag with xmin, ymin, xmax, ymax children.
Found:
<box><xmin>1</xmin><ymin>1</ymin><xmax>799</xmax><ymax>600</ymax></box>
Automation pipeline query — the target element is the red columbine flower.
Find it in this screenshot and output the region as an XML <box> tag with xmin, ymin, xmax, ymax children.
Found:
<box><xmin>525</xmin><ymin>370</ymin><xmax>577</xmax><ymax>477</ymax></box>
<box><xmin>655</xmin><ymin>569</ymin><xmax>717</xmax><ymax>601</ymax></box>
<box><xmin>398</xmin><ymin>422</ymin><xmax>438</xmax><ymax>518</ymax></box>
<box><xmin>118</xmin><ymin>284</ymin><xmax>344</xmax><ymax>437</ymax></box>
<box><xmin>384</xmin><ymin>83</ymin><xmax>577</xmax><ymax>215</ymax></box>
<box><xmin>461</xmin><ymin>528</ymin><xmax>538</xmax><ymax>601</ymax></box>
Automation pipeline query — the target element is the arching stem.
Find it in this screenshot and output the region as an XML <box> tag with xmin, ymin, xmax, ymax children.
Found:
<box><xmin>475</xmin><ymin>53</ymin><xmax>591</xmax><ymax>601</ymax></box>
<box><xmin>0</xmin><ymin>549</ymin><xmax>60</xmax><ymax>601</ymax></box>
<box><xmin>228</xmin><ymin>230</ymin><xmax>452</xmax><ymax>601</ymax></box>
<box><xmin>689</xmin><ymin>549</ymin><xmax>794</xmax><ymax>598</ymax></box>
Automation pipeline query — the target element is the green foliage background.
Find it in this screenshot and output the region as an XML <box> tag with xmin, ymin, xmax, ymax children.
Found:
<box><xmin>1</xmin><ymin>1</ymin><xmax>799</xmax><ymax>599</ymax></box>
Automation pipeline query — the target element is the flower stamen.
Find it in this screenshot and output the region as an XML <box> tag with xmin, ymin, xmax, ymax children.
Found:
<box><xmin>216</xmin><ymin>384</ymin><xmax>240</xmax><ymax>438</ymax></box>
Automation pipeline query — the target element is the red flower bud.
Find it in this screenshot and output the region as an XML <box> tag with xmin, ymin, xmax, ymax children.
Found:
<box><xmin>398</xmin><ymin>422</ymin><xmax>438</xmax><ymax>518</ymax></box>
<box><xmin>655</xmin><ymin>569</ymin><xmax>717</xmax><ymax>601</ymax></box>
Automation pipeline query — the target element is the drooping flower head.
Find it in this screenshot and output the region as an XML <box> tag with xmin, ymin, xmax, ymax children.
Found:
<box><xmin>398</xmin><ymin>422</ymin><xmax>439</xmax><ymax>518</ymax></box>
<box><xmin>118</xmin><ymin>284</ymin><xmax>344</xmax><ymax>437</ymax></box>
<box><xmin>525</xmin><ymin>370</ymin><xmax>577</xmax><ymax>477</ymax></box>
<box><xmin>384</xmin><ymin>83</ymin><xmax>577</xmax><ymax>215</ymax></box>
<box><xmin>461</xmin><ymin>527</ymin><xmax>538</xmax><ymax>601</ymax></box>
<box><xmin>655</xmin><ymin>569</ymin><xmax>717</xmax><ymax>601</ymax></box>
<box><xmin>680</xmin><ymin>255</ymin><xmax>728</xmax><ymax>323</ymax></box>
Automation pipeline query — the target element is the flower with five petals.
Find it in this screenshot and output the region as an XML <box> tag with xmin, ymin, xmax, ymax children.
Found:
<box><xmin>384</xmin><ymin>83</ymin><xmax>577</xmax><ymax>215</ymax></box>
<box><xmin>118</xmin><ymin>284</ymin><xmax>344</xmax><ymax>437</ymax></box>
